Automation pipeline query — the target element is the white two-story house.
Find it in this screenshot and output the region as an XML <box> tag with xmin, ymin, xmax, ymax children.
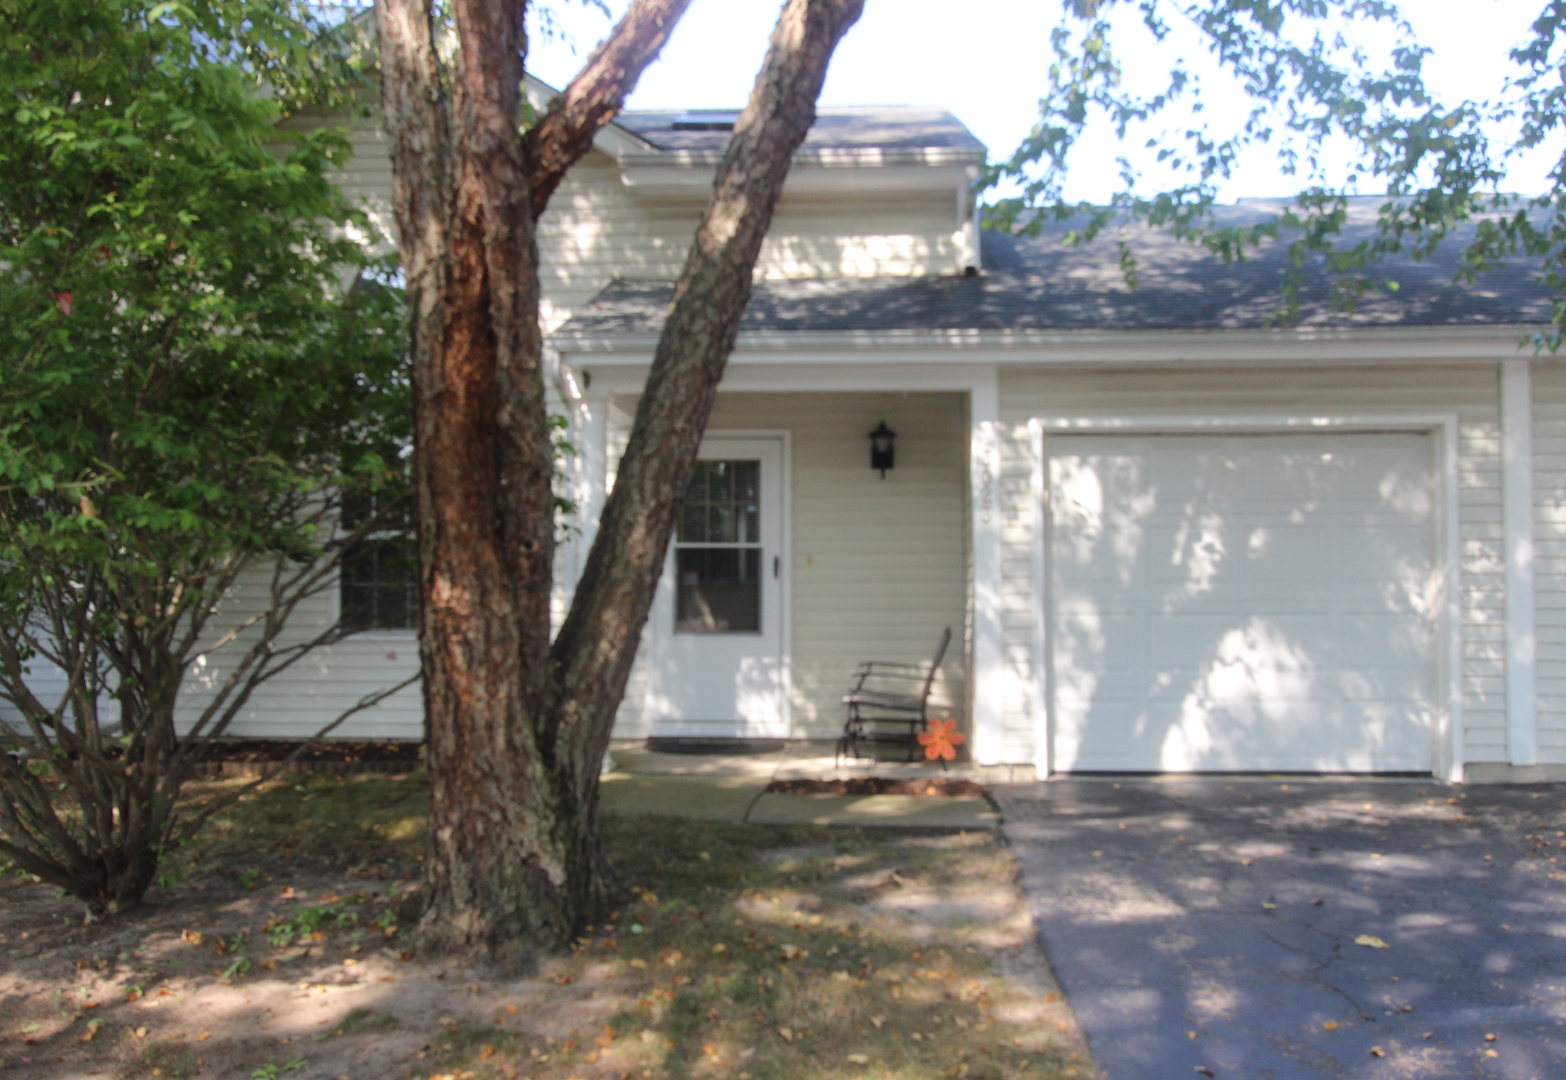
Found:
<box><xmin>102</xmin><ymin>77</ymin><xmax>1566</xmax><ymax>783</ymax></box>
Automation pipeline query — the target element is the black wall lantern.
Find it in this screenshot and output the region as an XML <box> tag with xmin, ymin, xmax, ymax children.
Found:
<box><xmin>868</xmin><ymin>420</ymin><xmax>896</xmax><ymax>478</ymax></box>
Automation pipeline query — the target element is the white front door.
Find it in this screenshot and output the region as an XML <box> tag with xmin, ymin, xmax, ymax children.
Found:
<box><xmin>645</xmin><ymin>436</ymin><xmax>788</xmax><ymax>737</ymax></box>
<box><xmin>1048</xmin><ymin>432</ymin><xmax>1437</xmax><ymax>773</ymax></box>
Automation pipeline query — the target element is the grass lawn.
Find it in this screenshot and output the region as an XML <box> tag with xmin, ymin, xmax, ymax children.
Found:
<box><xmin>0</xmin><ymin>772</ymin><xmax>1098</xmax><ymax>1080</ymax></box>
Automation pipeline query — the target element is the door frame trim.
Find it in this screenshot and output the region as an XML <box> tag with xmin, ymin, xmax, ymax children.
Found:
<box><xmin>1029</xmin><ymin>414</ymin><xmax>1463</xmax><ymax>782</ymax></box>
<box><xmin>684</xmin><ymin>429</ymin><xmax>794</xmax><ymax>738</ymax></box>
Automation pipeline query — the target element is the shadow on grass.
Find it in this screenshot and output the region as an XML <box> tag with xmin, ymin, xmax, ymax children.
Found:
<box><xmin>0</xmin><ymin>773</ymin><xmax>1100</xmax><ymax>1080</ymax></box>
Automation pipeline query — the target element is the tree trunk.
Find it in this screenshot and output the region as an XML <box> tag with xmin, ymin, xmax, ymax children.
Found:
<box><xmin>546</xmin><ymin>0</ymin><xmax>866</xmax><ymax>857</ymax></box>
<box><xmin>376</xmin><ymin>0</ymin><xmax>861</xmax><ymax>967</ymax></box>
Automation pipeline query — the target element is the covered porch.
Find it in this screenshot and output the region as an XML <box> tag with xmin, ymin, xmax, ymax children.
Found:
<box><xmin>555</xmin><ymin>350</ymin><xmax>1011</xmax><ymax>765</ymax></box>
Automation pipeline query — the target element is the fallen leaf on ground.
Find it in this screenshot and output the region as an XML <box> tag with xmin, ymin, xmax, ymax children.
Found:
<box><xmin>1370</xmin><ymin>1046</ymin><xmax>1386</xmax><ymax>1057</ymax></box>
<box><xmin>847</xmin><ymin>1054</ymin><xmax>869</xmax><ymax>1064</ymax></box>
<box><xmin>1354</xmin><ymin>935</ymin><xmax>1390</xmax><ymax>949</ymax></box>
<box><xmin>1323</xmin><ymin>1021</ymin><xmax>1339</xmax><ymax>1031</ymax></box>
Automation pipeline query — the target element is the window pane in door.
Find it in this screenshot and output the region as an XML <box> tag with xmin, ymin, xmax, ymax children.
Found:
<box><xmin>676</xmin><ymin>459</ymin><xmax>763</xmax><ymax>633</ymax></box>
<box><xmin>679</xmin><ymin>461</ymin><xmax>759</xmax><ymax>544</ymax></box>
<box><xmin>676</xmin><ymin>548</ymin><xmax>760</xmax><ymax>632</ymax></box>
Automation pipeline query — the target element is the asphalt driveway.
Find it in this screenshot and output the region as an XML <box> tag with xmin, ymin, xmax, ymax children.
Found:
<box><xmin>994</xmin><ymin>779</ymin><xmax>1566</xmax><ymax>1080</ymax></box>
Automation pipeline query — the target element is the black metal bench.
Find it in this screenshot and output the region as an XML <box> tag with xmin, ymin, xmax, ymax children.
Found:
<box><xmin>836</xmin><ymin>627</ymin><xmax>953</xmax><ymax>764</ymax></box>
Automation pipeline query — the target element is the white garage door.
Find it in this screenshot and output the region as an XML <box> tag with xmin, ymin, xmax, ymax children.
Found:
<box><xmin>1049</xmin><ymin>432</ymin><xmax>1437</xmax><ymax>773</ymax></box>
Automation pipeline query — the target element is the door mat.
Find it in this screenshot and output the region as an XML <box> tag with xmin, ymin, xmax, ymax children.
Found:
<box><xmin>764</xmin><ymin>777</ymin><xmax>985</xmax><ymax>798</ymax></box>
<box><xmin>644</xmin><ymin>738</ymin><xmax>786</xmax><ymax>756</ymax></box>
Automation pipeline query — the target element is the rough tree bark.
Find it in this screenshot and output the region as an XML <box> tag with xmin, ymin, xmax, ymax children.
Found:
<box><xmin>375</xmin><ymin>0</ymin><xmax>863</xmax><ymax>966</ymax></box>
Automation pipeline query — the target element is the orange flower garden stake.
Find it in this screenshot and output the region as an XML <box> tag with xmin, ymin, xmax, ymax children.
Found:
<box><xmin>918</xmin><ymin>717</ymin><xmax>964</xmax><ymax>762</ymax></box>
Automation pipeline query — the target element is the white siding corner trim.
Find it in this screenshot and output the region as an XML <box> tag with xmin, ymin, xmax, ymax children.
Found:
<box><xmin>1029</xmin><ymin>414</ymin><xmax>1465</xmax><ymax>782</ymax></box>
<box><xmin>970</xmin><ymin>369</ymin><xmax>1004</xmax><ymax>765</ymax></box>
<box><xmin>1503</xmin><ymin>359</ymin><xmax>1539</xmax><ymax>766</ymax></box>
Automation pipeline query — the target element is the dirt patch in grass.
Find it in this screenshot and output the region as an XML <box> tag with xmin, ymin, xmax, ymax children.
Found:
<box><xmin>765</xmin><ymin>777</ymin><xmax>987</xmax><ymax>798</ymax></box>
<box><xmin>0</xmin><ymin>772</ymin><xmax>1099</xmax><ymax>1080</ymax></box>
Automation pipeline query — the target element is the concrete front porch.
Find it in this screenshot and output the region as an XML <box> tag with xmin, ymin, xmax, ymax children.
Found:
<box><xmin>597</xmin><ymin>739</ymin><xmax>999</xmax><ymax>829</ymax></box>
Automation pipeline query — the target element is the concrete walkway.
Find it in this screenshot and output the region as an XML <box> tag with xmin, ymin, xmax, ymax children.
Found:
<box><xmin>995</xmin><ymin>778</ymin><xmax>1566</xmax><ymax>1080</ymax></box>
<box><xmin>598</xmin><ymin>740</ymin><xmax>999</xmax><ymax>829</ymax></box>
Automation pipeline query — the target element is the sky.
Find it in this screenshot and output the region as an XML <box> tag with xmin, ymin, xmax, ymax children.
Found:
<box><xmin>523</xmin><ymin>0</ymin><xmax>1560</xmax><ymax>204</ymax></box>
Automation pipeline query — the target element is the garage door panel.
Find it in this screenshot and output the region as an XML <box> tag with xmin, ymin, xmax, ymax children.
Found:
<box><xmin>1339</xmin><ymin>611</ymin><xmax>1435</xmax><ymax>659</ymax></box>
<box><xmin>1241</xmin><ymin>525</ymin><xmax>1331</xmax><ymax>581</ymax></box>
<box><xmin>1048</xmin><ymin>433</ymin><xmax>1436</xmax><ymax>774</ymax></box>
<box><xmin>1053</xmin><ymin>604</ymin><xmax>1146</xmax><ymax>651</ymax></box>
<box><xmin>1061</xmin><ymin>701</ymin><xmax>1432</xmax><ymax>773</ymax></box>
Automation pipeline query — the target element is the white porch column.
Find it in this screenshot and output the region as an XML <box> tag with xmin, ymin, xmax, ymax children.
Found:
<box><xmin>570</xmin><ymin>387</ymin><xmax>610</xmax><ymax>587</ymax></box>
<box><xmin>969</xmin><ymin>367</ymin><xmax>1004</xmax><ymax>765</ymax></box>
<box><xmin>1503</xmin><ymin>357</ymin><xmax>1538</xmax><ymax>767</ymax></box>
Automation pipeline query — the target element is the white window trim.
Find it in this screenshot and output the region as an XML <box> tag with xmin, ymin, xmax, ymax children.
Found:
<box><xmin>1029</xmin><ymin>413</ymin><xmax>1465</xmax><ymax>782</ymax></box>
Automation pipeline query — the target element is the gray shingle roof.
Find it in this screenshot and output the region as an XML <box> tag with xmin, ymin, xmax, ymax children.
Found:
<box><xmin>554</xmin><ymin>199</ymin><xmax>1556</xmax><ymax>338</ymax></box>
<box><xmin>613</xmin><ymin>106</ymin><xmax>986</xmax><ymax>156</ymax></box>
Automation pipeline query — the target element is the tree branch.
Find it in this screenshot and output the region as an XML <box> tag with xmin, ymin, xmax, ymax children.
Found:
<box><xmin>548</xmin><ymin>0</ymin><xmax>864</xmax><ymax>775</ymax></box>
<box><xmin>521</xmin><ymin>0</ymin><xmax>694</xmax><ymax>219</ymax></box>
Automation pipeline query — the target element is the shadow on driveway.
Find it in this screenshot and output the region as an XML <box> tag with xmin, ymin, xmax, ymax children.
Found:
<box><xmin>995</xmin><ymin>778</ymin><xmax>1566</xmax><ymax>1079</ymax></box>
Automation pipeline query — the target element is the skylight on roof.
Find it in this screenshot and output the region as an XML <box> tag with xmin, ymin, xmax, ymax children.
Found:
<box><xmin>671</xmin><ymin>110</ymin><xmax>739</xmax><ymax>131</ymax></box>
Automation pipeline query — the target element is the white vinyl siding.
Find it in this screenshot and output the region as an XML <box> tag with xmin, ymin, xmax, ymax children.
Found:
<box><xmin>997</xmin><ymin>363</ymin><xmax>1505</xmax><ymax>768</ymax></box>
<box><xmin>280</xmin><ymin>112</ymin><xmax>965</xmax><ymax>331</ymax></box>
<box><xmin>1533</xmin><ymin>362</ymin><xmax>1566</xmax><ymax>764</ymax></box>
<box><xmin>0</xmin><ymin>654</ymin><xmax>74</xmax><ymax>731</ymax></box>
<box><xmin>170</xmin><ymin>565</ymin><xmax>422</xmax><ymax>741</ymax></box>
<box><xmin>538</xmin><ymin>154</ymin><xmax>962</xmax><ymax>326</ymax></box>
<box><xmin>605</xmin><ymin>392</ymin><xmax>969</xmax><ymax>740</ymax></box>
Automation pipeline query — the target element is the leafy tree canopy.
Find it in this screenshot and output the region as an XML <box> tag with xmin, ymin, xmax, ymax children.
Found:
<box><xmin>986</xmin><ymin>0</ymin><xmax>1566</xmax><ymax>342</ymax></box>
<box><xmin>0</xmin><ymin>0</ymin><xmax>407</xmax><ymax>914</ymax></box>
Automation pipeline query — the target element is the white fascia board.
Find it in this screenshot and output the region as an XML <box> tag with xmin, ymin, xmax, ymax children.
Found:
<box><xmin>618</xmin><ymin>146</ymin><xmax>983</xmax><ymax>169</ymax></box>
<box><xmin>551</xmin><ymin>323</ymin><xmax>1547</xmax><ymax>367</ymax></box>
<box><xmin>619</xmin><ymin>162</ymin><xmax>974</xmax><ymax>198</ymax></box>
<box><xmin>593</xmin><ymin>122</ymin><xmax>659</xmax><ymax>157</ymax></box>
<box><xmin>581</xmin><ymin>362</ymin><xmax>1002</xmax><ymax>396</ymax></box>
<box><xmin>614</xmin><ymin>147</ymin><xmax>983</xmax><ymax>199</ymax></box>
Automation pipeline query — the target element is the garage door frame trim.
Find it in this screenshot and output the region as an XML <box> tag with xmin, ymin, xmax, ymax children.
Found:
<box><xmin>1028</xmin><ymin>414</ymin><xmax>1463</xmax><ymax>782</ymax></box>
